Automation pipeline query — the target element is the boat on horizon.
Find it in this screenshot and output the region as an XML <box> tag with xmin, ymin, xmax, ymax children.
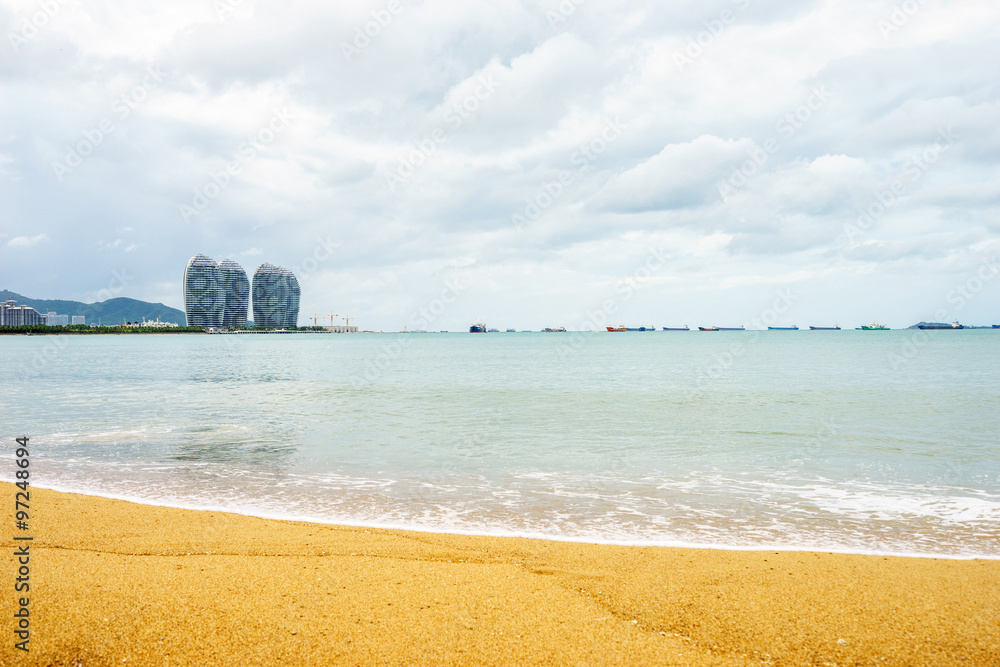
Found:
<box><xmin>917</xmin><ymin>321</ymin><xmax>965</xmax><ymax>330</ymax></box>
<box><xmin>698</xmin><ymin>326</ymin><xmax>719</xmax><ymax>332</ymax></box>
<box><xmin>662</xmin><ymin>326</ymin><xmax>690</xmax><ymax>331</ymax></box>
<box><xmin>607</xmin><ymin>325</ymin><xmax>626</xmax><ymax>332</ymax></box>
<box><xmin>543</xmin><ymin>327</ymin><xmax>567</xmax><ymax>332</ymax></box>
<box><xmin>859</xmin><ymin>321</ymin><xmax>890</xmax><ymax>330</ymax></box>
<box><xmin>809</xmin><ymin>325</ymin><xmax>841</xmax><ymax>330</ymax></box>
<box><xmin>768</xmin><ymin>326</ymin><xmax>799</xmax><ymax>330</ymax></box>
<box><xmin>469</xmin><ymin>323</ymin><xmax>487</xmax><ymax>333</ymax></box>
<box><xmin>718</xmin><ymin>326</ymin><xmax>745</xmax><ymax>331</ymax></box>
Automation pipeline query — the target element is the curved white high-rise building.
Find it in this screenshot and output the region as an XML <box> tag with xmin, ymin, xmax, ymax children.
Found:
<box><xmin>217</xmin><ymin>259</ymin><xmax>249</xmax><ymax>328</ymax></box>
<box><xmin>183</xmin><ymin>254</ymin><xmax>224</xmax><ymax>327</ymax></box>
<box><xmin>252</xmin><ymin>263</ymin><xmax>300</xmax><ymax>328</ymax></box>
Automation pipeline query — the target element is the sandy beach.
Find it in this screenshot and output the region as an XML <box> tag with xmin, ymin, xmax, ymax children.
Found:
<box><xmin>3</xmin><ymin>483</ymin><xmax>998</xmax><ymax>666</ymax></box>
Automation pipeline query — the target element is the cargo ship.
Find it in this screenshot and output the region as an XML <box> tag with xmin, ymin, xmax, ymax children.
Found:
<box><xmin>917</xmin><ymin>321</ymin><xmax>964</xmax><ymax>330</ymax></box>
<box><xmin>662</xmin><ymin>326</ymin><xmax>690</xmax><ymax>331</ymax></box>
<box><xmin>859</xmin><ymin>321</ymin><xmax>890</xmax><ymax>330</ymax></box>
<box><xmin>698</xmin><ymin>326</ymin><xmax>719</xmax><ymax>331</ymax></box>
<box><xmin>809</xmin><ymin>325</ymin><xmax>841</xmax><ymax>330</ymax></box>
<box><xmin>543</xmin><ymin>327</ymin><xmax>567</xmax><ymax>332</ymax></box>
<box><xmin>607</xmin><ymin>326</ymin><xmax>626</xmax><ymax>332</ymax></box>
<box><xmin>768</xmin><ymin>326</ymin><xmax>799</xmax><ymax>330</ymax></box>
<box><xmin>469</xmin><ymin>323</ymin><xmax>487</xmax><ymax>333</ymax></box>
<box><xmin>718</xmin><ymin>326</ymin><xmax>746</xmax><ymax>331</ymax></box>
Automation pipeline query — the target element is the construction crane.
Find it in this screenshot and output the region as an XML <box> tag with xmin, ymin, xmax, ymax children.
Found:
<box><xmin>328</xmin><ymin>313</ymin><xmax>351</xmax><ymax>326</ymax></box>
<box><xmin>311</xmin><ymin>314</ymin><xmax>352</xmax><ymax>328</ymax></box>
<box><xmin>311</xmin><ymin>314</ymin><xmax>331</xmax><ymax>327</ymax></box>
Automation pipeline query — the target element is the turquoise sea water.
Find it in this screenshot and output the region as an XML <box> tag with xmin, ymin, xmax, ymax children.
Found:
<box><xmin>3</xmin><ymin>330</ymin><xmax>998</xmax><ymax>557</ymax></box>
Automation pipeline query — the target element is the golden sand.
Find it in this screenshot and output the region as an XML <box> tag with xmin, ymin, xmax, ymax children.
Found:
<box><xmin>2</xmin><ymin>483</ymin><xmax>998</xmax><ymax>665</ymax></box>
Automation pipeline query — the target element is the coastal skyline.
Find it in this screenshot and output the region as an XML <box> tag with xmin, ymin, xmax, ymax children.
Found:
<box><xmin>2</xmin><ymin>0</ymin><xmax>998</xmax><ymax>331</ymax></box>
<box><xmin>4</xmin><ymin>4</ymin><xmax>1000</xmax><ymax>662</ymax></box>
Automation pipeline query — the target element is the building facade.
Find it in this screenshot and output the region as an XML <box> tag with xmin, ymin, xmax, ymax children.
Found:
<box><xmin>72</xmin><ymin>315</ymin><xmax>86</xmax><ymax>325</ymax></box>
<box><xmin>183</xmin><ymin>254</ymin><xmax>225</xmax><ymax>327</ymax></box>
<box><xmin>44</xmin><ymin>312</ymin><xmax>69</xmax><ymax>326</ymax></box>
<box><xmin>252</xmin><ymin>263</ymin><xmax>300</xmax><ymax>328</ymax></box>
<box><xmin>0</xmin><ymin>300</ymin><xmax>43</xmax><ymax>326</ymax></box>
<box><xmin>217</xmin><ymin>259</ymin><xmax>249</xmax><ymax>328</ymax></box>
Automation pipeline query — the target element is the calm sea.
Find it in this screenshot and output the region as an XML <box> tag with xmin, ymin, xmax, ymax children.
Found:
<box><xmin>3</xmin><ymin>330</ymin><xmax>998</xmax><ymax>558</ymax></box>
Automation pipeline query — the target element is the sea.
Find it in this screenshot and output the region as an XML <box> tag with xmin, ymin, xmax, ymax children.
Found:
<box><xmin>3</xmin><ymin>330</ymin><xmax>998</xmax><ymax>558</ymax></box>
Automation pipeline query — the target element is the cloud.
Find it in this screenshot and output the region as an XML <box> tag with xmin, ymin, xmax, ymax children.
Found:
<box><xmin>1</xmin><ymin>0</ymin><xmax>998</xmax><ymax>327</ymax></box>
<box><xmin>594</xmin><ymin>135</ymin><xmax>754</xmax><ymax>213</ymax></box>
<box><xmin>7</xmin><ymin>233</ymin><xmax>48</xmax><ymax>247</ymax></box>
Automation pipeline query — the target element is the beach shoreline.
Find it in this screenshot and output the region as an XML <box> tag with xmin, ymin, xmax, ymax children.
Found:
<box><xmin>4</xmin><ymin>483</ymin><xmax>999</xmax><ymax>665</ymax></box>
<box><xmin>24</xmin><ymin>482</ymin><xmax>1000</xmax><ymax>561</ymax></box>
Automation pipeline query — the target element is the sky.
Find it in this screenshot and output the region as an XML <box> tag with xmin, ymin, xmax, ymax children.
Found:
<box><xmin>1</xmin><ymin>0</ymin><xmax>998</xmax><ymax>330</ymax></box>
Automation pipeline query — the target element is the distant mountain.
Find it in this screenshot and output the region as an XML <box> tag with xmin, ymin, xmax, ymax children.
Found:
<box><xmin>1</xmin><ymin>290</ymin><xmax>186</xmax><ymax>326</ymax></box>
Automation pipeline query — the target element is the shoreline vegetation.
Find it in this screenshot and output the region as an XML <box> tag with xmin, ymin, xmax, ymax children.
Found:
<box><xmin>0</xmin><ymin>325</ymin><xmax>330</xmax><ymax>335</ymax></box>
<box><xmin>5</xmin><ymin>484</ymin><xmax>998</xmax><ymax>665</ymax></box>
<box><xmin>4</xmin><ymin>325</ymin><xmax>999</xmax><ymax>335</ymax></box>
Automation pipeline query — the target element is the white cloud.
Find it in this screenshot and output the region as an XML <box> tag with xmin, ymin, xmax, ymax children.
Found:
<box><xmin>595</xmin><ymin>135</ymin><xmax>754</xmax><ymax>212</ymax></box>
<box><xmin>0</xmin><ymin>0</ymin><xmax>997</xmax><ymax>326</ymax></box>
<box><xmin>7</xmin><ymin>233</ymin><xmax>48</xmax><ymax>247</ymax></box>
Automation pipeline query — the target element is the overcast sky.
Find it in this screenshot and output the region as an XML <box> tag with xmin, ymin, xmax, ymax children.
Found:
<box><xmin>1</xmin><ymin>0</ymin><xmax>998</xmax><ymax>330</ymax></box>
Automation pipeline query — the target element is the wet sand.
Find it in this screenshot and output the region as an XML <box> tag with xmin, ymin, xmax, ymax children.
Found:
<box><xmin>3</xmin><ymin>483</ymin><xmax>999</xmax><ymax>665</ymax></box>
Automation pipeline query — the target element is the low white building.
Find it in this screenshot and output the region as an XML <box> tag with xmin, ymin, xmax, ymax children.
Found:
<box><xmin>45</xmin><ymin>312</ymin><xmax>69</xmax><ymax>326</ymax></box>
<box><xmin>140</xmin><ymin>318</ymin><xmax>179</xmax><ymax>328</ymax></box>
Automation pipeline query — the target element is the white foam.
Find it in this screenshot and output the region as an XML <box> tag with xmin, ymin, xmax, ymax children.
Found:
<box><xmin>30</xmin><ymin>465</ymin><xmax>1000</xmax><ymax>560</ymax></box>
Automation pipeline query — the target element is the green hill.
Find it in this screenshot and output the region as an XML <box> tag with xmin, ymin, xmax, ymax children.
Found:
<box><xmin>1</xmin><ymin>290</ymin><xmax>187</xmax><ymax>326</ymax></box>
